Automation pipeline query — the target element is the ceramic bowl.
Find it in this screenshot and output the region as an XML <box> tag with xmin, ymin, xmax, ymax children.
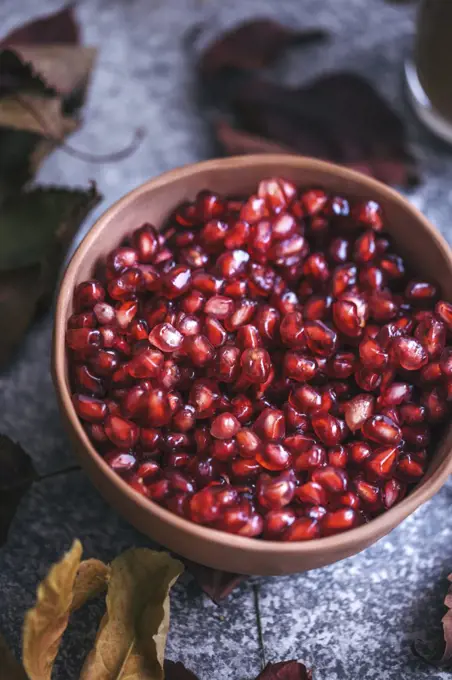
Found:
<box><xmin>52</xmin><ymin>155</ymin><xmax>452</xmax><ymax>575</ymax></box>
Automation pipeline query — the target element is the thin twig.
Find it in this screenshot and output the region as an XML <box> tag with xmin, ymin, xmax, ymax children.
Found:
<box><xmin>252</xmin><ymin>583</ymin><xmax>266</xmax><ymax>670</ymax></box>
<box><xmin>38</xmin><ymin>464</ymin><xmax>81</xmax><ymax>481</ymax></box>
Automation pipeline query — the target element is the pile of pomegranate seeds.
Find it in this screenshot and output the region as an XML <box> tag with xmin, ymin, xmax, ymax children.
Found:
<box><xmin>66</xmin><ymin>178</ymin><xmax>452</xmax><ymax>541</ymax></box>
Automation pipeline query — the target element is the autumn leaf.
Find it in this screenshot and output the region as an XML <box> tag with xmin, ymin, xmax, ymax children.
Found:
<box><xmin>414</xmin><ymin>573</ymin><xmax>452</xmax><ymax>666</ymax></box>
<box><xmin>0</xmin><ymin>434</ymin><xmax>37</xmax><ymax>547</ymax></box>
<box><xmin>71</xmin><ymin>559</ymin><xmax>110</xmax><ymax>613</ymax></box>
<box><xmin>0</xmin><ymin>630</ymin><xmax>28</xmax><ymax>680</ymax></box>
<box><xmin>80</xmin><ymin>549</ymin><xmax>184</xmax><ymax>680</ymax></box>
<box><xmin>183</xmin><ymin>558</ymin><xmax>246</xmax><ymax>604</ymax></box>
<box><xmin>1</xmin><ymin>6</ymin><xmax>79</xmax><ymax>47</ymax></box>
<box><xmin>0</xmin><ymin>183</ymin><xmax>101</xmax><ymax>367</ymax></box>
<box><xmin>23</xmin><ymin>539</ymin><xmax>83</xmax><ymax>680</ymax></box>
<box><xmin>199</xmin><ymin>19</ymin><xmax>328</xmax><ymax>78</ymax></box>
<box><xmin>256</xmin><ymin>661</ymin><xmax>312</xmax><ymax>679</ymax></box>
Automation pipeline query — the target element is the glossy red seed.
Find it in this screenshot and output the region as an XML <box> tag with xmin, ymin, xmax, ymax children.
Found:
<box><xmin>72</xmin><ymin>394</ymin><xmax>107</xmax><ymax>422</ymax></box>
<box><xmin>296</xmin><ymin>481</ymin><xmax>327</xmax><ymax>506</ymax></box>
<box><xmin>240</xmin><ymin>348</ymin><xmax>271</xmax><ymax>383</ymax></box>
<box><xmin>283</xmin><ymin>352</ymin><xmax>317</xmax><ymax>382</ymax></box>
<box><xmin>284</xmin><ymin>517</ymin><xmax>320</xmax><ymax>541</ymax></box>
<box><xmin>304</xmin><ymin>320</ymin><xmax>338</xmax><ymax>357</ymax></box>
<box><xmin>312</xmin><ymin>465</ymin><xmax>348</xmax><ymax>493</ymax></box>
<box><xmin>359</xmin><ymin>337</ymin><xmax>388</xmax><ymax>369</ymax></box>
<box><xmin>389</xmin><ymin>336</ymin><xmax>428</xmax><ymax>371</ymax></box>
<box><xmin>367</xmin><ymin>446</ymin><xmax>399</xmax><ymax>479</ymax></box>
<box><xmin>264</xmin><ymin>509</ymin><xmax>296</xmax><ymax>538</ymax></box>
<box><xmin>66</xmin><ymin>328</ymin><xmax>102</xmax><ymax>353</ymax></box>
<box><xmin>362</xmin><ymin>415</ymin><xmax>402</xmax><ymax>445</ymax></box>
<box><xmin>405</xmin><ymin>280</ymin><xmax>438</xmax><ymax>305</ymax></box>
<box><xmin>210</xmin><ymin>412</ymin><xmax>241</xmax><ymax>439</ymax></box>
<box><xmin>74</xmin><ymin>280</ymin><xmax>105</xmax><ymax>311</ymax></box>
<box><xmin>257</xmin><ymin>471</ymin><xmax>296</xmax><ymax>510</ymax></box>
<box><xmin>311</xmin><ymin>412</ymin><xmax>346</xmax><ymax>446</ymax></box>
<box><xmin>148</xmin><ymin>322</ymin><xmax>183</xmax><ymax>352</ymax></box>
<box><xmin>104</xmin><ymin>450</ymin><xmax>137</xmax><ymax>473</ymax></box>
<box><xmin>415</xmin><ymin>315</ymin><xmax>446</xmax><ymax>360</ymax></box>
<box><xmin>183</xmin><ymin>334</ymin><xmax>215</xmax><ymax>366</ymax></box>
<box><xmin>348</xmin><ymin>441</ymin><xmax>372</xmax><ymax>465</ymax></box>
<box><xmin>73</xmin><ymin>364</ymin><xmax>105</xmax><ymax>396</ymax></box>
<box><xmin>254</xmin><ymin>408</ymin><xmax>286</xmax><ymax>441</ymax></box>
<box><xmin>435</xmin><ymin>301</ymin><xmax>452</xmax><ymax>331</ymax></box>
<box><xmin>343</xmin><ymin>394</ymin><xmax>374</xmax><ymax>432</ymax></box>
<box><xmin>256</xmin><ymin>443</ymin><xmax>291</xmax><ymax>471</ymax></box>
<box><xmin>352</xmin><ymin>200</ymin><xmax>383</xmax><ymax>231</ymax></box>
<box><xmin>382</xmin><ymin>478</ymin><xmax>406</xmax><ymax>509</ymax></box>
<box><xmin>104</xmin><ymin>414</ymin><xmax>139</xmax><ymax>447</ymax></box>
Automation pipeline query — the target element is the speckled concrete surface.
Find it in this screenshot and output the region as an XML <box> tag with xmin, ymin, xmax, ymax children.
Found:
<box><xmin>1</xmin><ymin>0</ymin><xmax>452</xmax><ymax>678</ymax></box>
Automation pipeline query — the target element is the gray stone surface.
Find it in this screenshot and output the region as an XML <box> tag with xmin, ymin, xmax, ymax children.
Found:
<box><xmin>0</xmin><ymin>0</ymin><xmax>452</xmax><ymax>678</ymax></box>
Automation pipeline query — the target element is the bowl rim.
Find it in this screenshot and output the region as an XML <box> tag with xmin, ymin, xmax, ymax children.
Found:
<box><xmin>53</xmin><ymin>154</ymin><xmax>452</xmax><ymax>556</ymax></box>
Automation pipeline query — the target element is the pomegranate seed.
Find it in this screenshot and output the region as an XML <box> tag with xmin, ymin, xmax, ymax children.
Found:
<box><xmin>210</xmin><ymin>412</ymin><xmax>241</xmax><ymax>439</ymax></box>
<box><xmin>104</xmin><ymin>450</ymin><xmax>137</xmax><ymax>473</ymax></box>
<box><xmin>436</xmin><ymin>301</ymin><xmax>452</xmax><ymax>331</ymax></box>
<box><xmin>74</xmin><ymin>280</ymin><xmax>105</xmax><ymax>311</ymax></box>
<box><xmin>284</xmin><ymin>517</ymin><xmax>320</xmax><ymax>541</ymax></box>
<box><xmin>72</xmin><ymin>394</ymin><xmax>107</xmax><ymax>423</ymax></box>
<box><xmin>362</xmin><ymin>415</ymin><xmax>402</xmax><ymax>445</ymax></box>
<box><xmin>296</xmin><ymin>481</ymin><xmax>327</xmax><ymax>506</ymax></box>
<box><xmin>382</xmin><ymin>478</ymin><xmax>406</xmax><ymax>509</ymax></box>
<box><xmin>367</xmin><ymin>446</ymin><xmax>399</xmax><ymax>479</ymax></box>
<box><xmin>312</xmin><ymin>465</ymin><xmax>348</xmax><ymax>493</ymax></box>
<box><xmin>344</xmin><ymin>394</ymin><xmax>375</xmax><ymax>432</ymax></box>
<box><xmin>264</xmin><ymin>509</ymin><xmax>296</xmax><ymax>538</ymax></box>
<box><xmin>389</xmin><ymin>336</ymin><xmax>428</xmax><ymax>371</ymax></box>
<box><xmin>311</xmin><ymin>412</ymin><xmax>346</xmax><ymax>446</ymax></box>
<box><xmin>283</xmin><ymin>352</ymin><xmax>317</xmax><ymax>382</ymax></box>
<box><xmin>256</xmin><ymin>443</ymin><xmax>291</xmax><ymax>471</ymax></box>
<box><xmin>396</xmin><ymin>453</ymin><xmax>426</xmax><ymax>481</ymax></box>
<box><xmin>348</xmin><ymin>441</ymin><xmax>372</xmax><ymax>465</ymax></box>
<box><xmin>73</xmin><ymin>364</ymin><xmax>105</xmax><ymax>396</ymax></box>
<box><xmin>257</xmin><ymin>471</ymin><xmax>295</xmax><ymax>509</ymax></box>
<box><xmin>240</xmin><ymin>348</ymin><xmax>272</xmax><ymax>383</ymax></box>
<box><xmin>352</xmin><ymin>200</ymin><xmax>383</xmax><ymax>231</ymax></box>
<box><xmin>415</xmin><ymin>315</ymin><xmax>446</xmax><ymax>359</ymax></box>
<box><xmin>148</xmin><ymin>323</ymin><xmax>183</xmax><ymax>352</ymax></box>
<box><xmin>405</xmin><ymin>280</ymin><xmax>438</xmax><ymax>305</ymax></box>
<box><xmin>304</xmin><ymin>320</ymin><xmax>338</xmax><ymax>357</ymax></box>
<box><xmin>354</xmin><ymin>477</ymin><xmax>381</xmax><ymax>509</ymax></box>
<box><xmin>254</xmin><ymin>408</ymin><xmax>285</xmax><ymax>441</ymax></box>
<box><xmin>104</xmin><ymin>414</ymin><xmax>139</xmax><ymax>447</ymax></box>
<box><xmin>322</xmin><ymin>508</ymin><xmax>359</xmax><ymax>535</ymax></box>
<box><xmin>66</xmin><ymin>328</ymin><xmax>102</xmax><ymax>353</ymax></box>
<box><xmin>132</xmin><ymin>223</ymin><xmax>159</xmax><ymax>262</ymax></box>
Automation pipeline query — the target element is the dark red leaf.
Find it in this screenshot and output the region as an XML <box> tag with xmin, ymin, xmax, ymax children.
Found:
<box><xmin>414</xmin><ymin>573</ymin><xmax>452</xmax><ymax>666</ymax></box>
<box><xmin>164</xmin><ymin>660</ymin><xmax>200</xmax><ymax>679</ymax></box>
<box><xmin>1</xmin><ymin>5</ymin><xmax>79</xmax><ymax>47</ymax></box>
<box><xmin>199</xmin><ymin>19</ymin><xmax>328</xmax><ymax>78</ymax></box>
<box><xmin>216</xmin><ymin>73</ymin><xmax>418</xmax><ymax>188</ymax></box>
<box><xmin>256</xmin><ymin>661</ymin><xmax>312</xmax><ymax>680</ymax></box>
<box><xmin>215</xmin><ymin>119</ymin><xmax>293</xmax><ymax>156</ymax></box>
<box><xmin>0</xmin><ymin>434</ymin><xmax>37</xmax><ymax>546</ymax></box>
<box><xmin>183</xmin><ymin>558</ymin><xmax>247</xmax><ymax>604</ymax></box>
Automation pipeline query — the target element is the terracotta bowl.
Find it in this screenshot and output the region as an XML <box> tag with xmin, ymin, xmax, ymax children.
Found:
<box><xmin>52</xmin><ymin>155</ymin><xmax>452</xmax><ymax>575</ymax></box>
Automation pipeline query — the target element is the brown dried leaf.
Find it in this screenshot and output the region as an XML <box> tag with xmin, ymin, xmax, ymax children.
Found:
<box><xmin>71</xmin><ymin>559</ymin><xmax>110</xmax><ymax>613</ymax></box>
<box><xmin>0</xmin><ymin>183</ymin><xmax>101</xmax><ymax>367</ymax></box>
<box><xmin>0</xmin><ymin>630</ymin><xmax>28</xmax><ymax>680</ymax></box>
<box><xmin>215</xmin><ymin>119</ymin><xmax>293</xmax><ymax>156</ymax></box>
<box><xmin>200</xmin><ymin>19</ymin><xmax>328</xmax><ymax>78</ymax></box>
<box><xmin>183</xmin><ymin>558</ymin><xmax>246</xmax><ymax>604</ymax></box>
<box><xmin>23</xmin><ymin>539</ymin><xmax>83</xmax><ymax>680</ymax></box>
<box><xmin>80</xmin><ymin>549</ymin><xmax>184</xmax><ymax>680</ymax></box>
<box><xmin>1</xmin><ymin>6</ymin><xmax>79</xmax><ymax>47</ymax></box>
<box><xmin>414</xmin><ymin>573</ymin><xmax>452</xmax><ymax>666</ymax></box>
<box><xmin>0</xmin><ymin>95</ymin><xmax>68</xmax><ymax>138</ymax></box>
<box><xmin>211</xmin><ymin>70</ymin><xmax>418</xmax><ymax>188</ymax></box>
<box><xmin>256</xmin><ymin>661</ymin><xmax>312</xmax><ymax>680</ymax></box>
<box><xmin>0</xmin><ymin>434</ymin><xmax>37</xmax><ymax>546</ymax></box>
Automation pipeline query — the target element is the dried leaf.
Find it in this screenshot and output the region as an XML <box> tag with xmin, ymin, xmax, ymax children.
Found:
<box><xmin>200</xmin><ymin>19</ymin><xmax>328</xmax><ymax>78</ymax></box>
<box><xmin>0</xmin><ymin>95</ymin><xmax>68</xmax><ymax>138</ymax></box>
<box><xmin>164</xmin><ymin>661</ymin><xmax>199</xmax><ymax>679</ymax></box>
<box><xmin>71</xmin><ymin>559</ymin><xmax>110</xmax><ymax>612</ymax></box>
<box><xmin>256</xmin><ymin>661</ymin><xmax>312</xmax><ymax>680</ymax></box>
<box><xmin>23</xmin><ymin>539</ymin><xmax>83</xmax><ymax>680</ymax></box>
<box><xmin>0</xmin><ymin>434</ymin><xmax>37</xmax><ymax>546</ymax></box>
<box><xmin>0</xmin><ymin>49</ymin><xmax>54</xmax><ymax>97</ymax></box>
<box><xmin>183</xmin><ymin>559</ymin><xmax>246</xmax><ymax>604</ymax></box>
<box><xmin>1</xmin><ymin>6</ymin><xmax>79</xmax><ymax>47</ymax></box>
<box><xmin>414</xmin><ymin>573</ymin><xmax>452</xmax><ymax>666</ymax></box>
<box><xmin>0</xmin><ymin>630</ymin><xmax>28</xmax><ymax>680</ymax></box>
<box><xmin>80</xmin><ymin>549</ymin><xmax>184</xmax><ymax>680</ymax></box>
<box><xmin>0</xmin><ymin>183</ymin><xmax>101</xmax><ymax>367</ymax></box>
<box><xmin>224</xmin><ymin>73</ymin><xmax>419</xmax><ymax>187</ymax></box>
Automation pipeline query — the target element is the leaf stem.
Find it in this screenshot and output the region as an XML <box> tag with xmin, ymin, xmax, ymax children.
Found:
<box><xmin>38</xmin><ymin>464</ymin><xmax>81</xmax><ymax>481</ymax></box>
<box><xmin>252</xmin><ymin>583</ymin><xmax>266</xmax><ymax>670</ymax></box>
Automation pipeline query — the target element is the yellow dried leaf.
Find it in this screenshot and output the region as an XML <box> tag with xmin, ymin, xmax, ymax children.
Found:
<box><xmin>80</xmin><ymin>549</ymin><xmax>184</xmax><ymax>680</ymax></box>
<box><xmin>71</xmin><ymin>559</ymin><xmax>110</xmax><ymax>612</ymax></box>
<box><xmin>0</xmin><ymin>631</ymin><xmax>28</xmax><ymax>680</ymax></box>
<box><xmin>23</xmin><ymin>539</ymin><xmax>83</xmax><ymax>680</ymax></box>
<box><xmin>0</xmin><ymin>95</ymin><xmax>69</xmax><ymax>139</ymax></box>
<box><xmin>14</xmin><ymin>45</ymin><xmax>97</xmax><ymax>96</ymax></box>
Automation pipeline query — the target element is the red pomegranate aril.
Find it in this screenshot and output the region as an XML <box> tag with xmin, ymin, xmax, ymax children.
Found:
<box><xmin>339</xmin><ymin>491</ymin><xmax>360</xmax><ymax>510</ymax></box>
<box><xmin>148</xmin><ymin>323</ymin><xmax>183</xmax><ymax>352</ymax></box>
<box><xmin>132</xmin><ymin>223</ymin><xmax>159</xmax><ymax>262</ymax></box>
<box><xmin>89</xmin><ymin>349</ymin><xmax>119</xmax><ymax>377</ymax></box>
<box><xmin>296</xmin><ymin>481</ymin><xmax>327</xmax><ymax>506</ymax></box>
<box><xmin>68</xmin><ymin>312</ymin><xmax>97</xmax><ymax>329</ymax></box>
<box><xmin>402</xmin><ymin>424</ymin><xmax>430</xmax><ymax>449</ymax></box>
<box><xmin>422</xmin><ymin>387</ymin><xmax>449</xmax><ymax>423</ymax></box>
<box><xmin>405</xmin><ymin>280</ymin><xmax>438</xmax><ymax>305</ymax></box>
<box><xmin>104</xmin><ymin>450</ymin><xmax>137</xmax><ymax>473</ymax></box>
<box><xmin>311</xmin><ymin>412</ymin><xmax>346</xmax><ymax>446</ymax></box>
<box><xmin>236</xmin><ymin>325</ymin><xmax>262</xmax><ymax>349</ymax></box>
<box><xmin>141</xmin><ymin>389</ymin><xmax>172</xmax><ymax>427</ymax></box>
<box><xmin>264</xmin><ymin>509</ymin><xmax>296</xmax><ymax>538</ymax></box>
<box><xmin>104</xmin><ymin>414</ymin><xmax>139</xmax><ymax>447</ymax></box>
<box><xmin>204</xmin><ymin>316</ymin><xmax>227</xmax><ymax>347</ymax></box>
<box><xmin>93</xmin><ymin>301</ymin><xmax>115</xmax><ymax>325</ymax></box>
<box><xmin>396</xmin><ymin>453</ymin><xmax>426</xmax><ymax>481</ymax></box>
<box><xmin>348</xmin><ymin>441</ymin><xmax>372</xmax><ymax>465</ymax></box>
<box><xmin>369</xmin><ymin>291</ymin><xmax>398</xmax><ymax>322</ymax></box>
<box><xmin>180</xmin><ymin>290</ymin><xmax>205</xmax><ymax>315</ymax></box>
<box><xmin>353</xmin><ymin>199</ymin><xmax>383</xmax><ymax>231</ymax></box>
<box><xmin>359</xmin><ymin>337</ymin><xmax>388</xmax><ymax>369</ymax></box>
<box><xmin>328</xmin><ymin>446</ymin><xmax>348</xmax><ymax>468</ymax></box>
<box><xmin>257</xmin><ymin>443</ymin><xmax>291</xmax><ymax>471</ymax></box>
<box><xmin>290</xmin><ymin>384</ymin><xmax>322</xmax><ymax>414</ymax></box>
<box><xmin>367</xmin><ymin>446</ymin><xmax>399</xmax><ymax>479</ymax></box>
<box><xmin>283</xmin><ymin>352</ymin><xmax>317</xmax><ymax>382</ymax></box>
<box><xmin>147</xmin><ymin>479</ymin><xmax>170</xmax><ymax>502</ymax></box>
<box><xmin>108</xmin><ymin>268</ymin><xmax>143</xmax><ymax>301</ymax></box>
<box><xmin>257</xmin><ymin>471</ymin><xmax>295</xmax><ymax>510</ymax></box>
<box><xmin>223</xmin><ymin>278</ymin><xmax>248</xmax><ymax>299</ymax></box>
<box><xmin>284</xmin><ymin>403</ymin><xmax>310</xmax><ymax>433</ymax></box>
<box><xmin>436</xmin><ymin>301</ymin><xmax>452</xmax><ymax>331</ymax></box>
<box><xmin>379</xmin><ymin>382</ymin><xmax>413</xmax><ymax>407</ymax></box>
<box><xmin>175</xmin><ymin>313</ymin><xmax>200</xmax><ymax>337</ymax></box>
<box><xmin>204</xmin><ymin>295</ymin><xmax>234</xmax><ymax>319</ymax></box>
<box><xmin>66</xmin><ymin>328</ymin><xmax>102</xmax><ymax>353</ymax></box>
<box><xmin>115</xmin><ymin>300</ymin><xmax>138</xmax><ymax>330</ymax></box>
<box><xmin>312</xmin><ymin>465</ymin><xmax>348</xmax><ymax>493</ymax></box>
<box><xmin>236</xmin><ymin>428</ymin><xmax>261</xmax><ymax>457</ymax></box>
<box><xmin>106</xmin><ymin>247</ymin><xmax>138</xmax><ymax>277</ymax></box>
<box><xmin>172</xmin><ymin>405</ymin><xmax>196</xmax><ymax>432</ymax></box>
<box><xmin>72</xmin><ymin>394</ymin><xmax>107</xmax><ymax>423</ymax></box>
<box><xmin>420</xmin><ymin>361</ymin><xmax>442</xmax><ymax>384</ymax></box>
<box><xmin>217</xmin><ymin>249</ymin><xmax>249</xmax><ymax>279</ymax></box>
<box><xmin>303</xmin><ymin>253</ymin><xmax>330</xmax><ymax>282</ymax></box>
<box><xmin>139</xmin><ymin>427</ymin><xmax>160</xmax><ymax>451</ymax></box>
<box><xmin>240</xmin><ymin>348</ymin><xmax>272</xmax><ymax>383</ymax></box>
<box><xmin>162</xmin><ymin>265</ymin><xmax>192</xmax><ymax>299</ymax></box>
<box><xmin>353</xmin><ymin>230</ymin><xmax>376</xmax><ymax>263</ymax></box>
<box><xmin>362</xmin><ymin>415</ymin><xmax>402</xmax><ymax>445</ymax></box>
<box><xmin>192</xmin><ymin>271</ymin><xmax>224</xmax><ymax>295</ymax></box>
<box><xmin>229</xmin><ymin>395</ymin><xmax>252</xmax><ymax>423</ymax></box>
<box><xmin>440</xmin><ymin>348</ymin><xmax>452</xmax><ymax>378</ymax></box>
<box><xmin>389</xmin><ymin>336</ymin><xmax>428</xmax><ymax>371</ymax></box>
<box><xmin>73</xmin><ymin>364</ymin><xmax>105</xmax><ymax>396</ymax></box>
<box><xmin>399</xmin><ymin>403</ymin><xmax>426</xmax><ymax>425</ymax></box>
<box><xmin>183</xmin><ymin>334</ymin><xmax>215</xmax><ymax>367</ymax></box>
<box><xmin>322</xmin><ymin>508</ymin><xmax>359</xmax><ymax>535</ymax></box>
<box><xmin>284</xmin><ymin>517</ymin><xmax>320</xmax><ymax>541</ymax></box>
<box><xmin>254</xmin><ymin>408</ymin><xmax>285</xmax><ymax>441</ymax></box>
<box><xmin>354</xmin><ymin>477</ymin><xmax>381</xmax><ymax>509</ymax></box>
<box><xmin>344</xmin><ymin>394</ymin><xmax>375</xmax><ymax>432</ymax></box>
<box><xmin>382</xmin><ymin>478</ymin><xmax>406</xmax><ymax>509</ymax></box>
<box><xmin>74</xmin><ymin>280</ymin><xmax>105</xmax><ymax>311</ymax></box>
<box><xmin>89</xmin><ymin>423</ymin><xmax>108</xmax><ymax>443</ymax></box>
<box><xmin>210</xmin><ymin>412</ymin><xmax>241</xmax><ymax>439</ymax></box>
<box><xmin>331</xmin><ymin>264</ymin><xmax>357</xmax><ymax>297</ymax></box>
<box><xmin>304</xmin><ymin>320</ymin><xmax>338</xmax><ymax>357</ymax></box>
<box><xmin>355</xmin><ymin>366</ymin><xmax>381</xmax><ymax>392</ymax></box>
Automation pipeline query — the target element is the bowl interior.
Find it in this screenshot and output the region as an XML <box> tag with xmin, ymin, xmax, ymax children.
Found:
<box><xmin>53</xmin><ymin>155</ymin><xmax>452</xmax><ymax>575</ymax></box>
